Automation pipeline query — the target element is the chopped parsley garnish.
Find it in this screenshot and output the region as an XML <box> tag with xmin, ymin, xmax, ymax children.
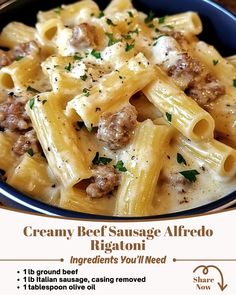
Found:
<box><xmin>54</xmin><ymin>6</ymin><xmax>63</xmax><ymax>14</ymax></box>
<box><xmin>106</xmin><ymin>18</ymin><xmax>117</xmax><ymax>26</ymax></box>
<box><xmin>80</xmin><ymin>74</ymin><xmax>87</xmax><ymax>81</ymax></box>
<box><xmin>128</xmin><ymin>11</ymin><xmax>134</xmax><ymax>17</ymax></box>
<box><xmin>122</xmin><ymin>34</ymin><xmax>132</xmax><ymax>40</ymax></box>
<box><xmin>233</xmin><ymin>79</ymin><xmax>236</xmax><ymax>87</ymax></box>
<box><xmin>177</xmin><ymin>153</ymin><xmax>187</xmax><ymax>165</ymax></box>
<box><xmin>65</xmin><ymin>62</ymin><xmax>72</xmax><ymax>72</ymax></box>
<box><xmin>213</xmin><ymin>59</ymin><xmax>219</xmax><ymax>65</ymax></box>
<box><xmin>114</xmin><ymin>160</ymin><xmax>127</xmax><ymax>172</ymax></box>
<box><xmin>27</xmin><ymin>148</ymin><xmax>34</xmax><ymax>157</ymax></box>
<box><xmin>15</xmin><ymin>56</ymin><xmax>24</xmax><ymax>61</ymax></box>
<box><xmin>91</xmin><ymin>49</ymin><xmax>101</xmax><ymax>59</ymax></box>
<box><xmin>27</xmin><ymin>86</ymin><xmax>40</xmax><ymax>93</ymax></box>
<box><xmin>166</xmin><ymin>112</ymin><xmax>172</xmax><ymax>122</ymax></box>
<box><xmin>179</xmin><ymin>169</ymin><xmax>199</xmax><ymax>183</ymax></box>
<box><xmin>145</xmin><ymin>10</ymin><xmax>155</xmax><ymax>24</ymax></box>
<box><xmin>129</xmin><ymin>28</ymin><xmax>139</xmax><ymax>35</ymax></box>
<box><xmin>29</xmin><ymin>98</ymin><xmax>35</xmax><ymax>109</ymax></box>
<box><xmin>106</xmin><ymin>33</ymin><xmax>121</xmax><ymax>46</ymax></box>
<box><xmin>74</xmin><ymin>53</ymin><xmax>83</xmax><ymax>61</ymax></box>
<box><xmin>83</xmin><ymin>88</ymin><xmax>90</xmax><ymax>97</ymax></box>
<box><xmin>92</xmin><ymin>152</ymin><xmax>112</xmax><ymax>165</ymax></box>
<box><xmin>158</xmin><ymin>15</ymin><xmax>166</xmax><ymax>24</ymax></box>
<box><xmin>148</xmin><ymin>23</ymin><xmax>155</xmax><ymax>28</ymax></box>
<box><xmin>98</xmin><ymin>11</ymin><xmax>105</xmax><ymax>18</ymax></box>
<box><xmin>125</xmin><ymin>43</ymin><xmax>135</xmax><ymax>52</ymax></box>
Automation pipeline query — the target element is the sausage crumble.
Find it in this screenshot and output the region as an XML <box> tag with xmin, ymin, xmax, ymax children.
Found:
<box><xmin>97</xmin><ymin>105</ymin><xmax>138</xmax><ymax>150</ymax></box>
<box><xmin>70</xmin><ymin>23</ymin><xmax>98</xmax><ymax>49</ymax></box>
<box><xmin>186</xmin><ymin>73</ymin><xmax>226</xmax><ymax>108</ymax></box>
<box><xmin>86</xmin><ymin>165</ymin><xmax>120</xmax><ymax>198</ymax></box>
<box><xmin>0</xmin><ymin>41</ymin><xmax>39</xmax><ymax>69</ymax></box>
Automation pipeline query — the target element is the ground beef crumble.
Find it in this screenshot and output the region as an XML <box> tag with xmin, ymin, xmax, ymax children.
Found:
<box><xmin>70</xmin><ymin>23</ymin><xmax>98</xmax><ymax>49</ymax></box>
<box><xmin>186</xmin><ymin>73</ymin><xmax>226</xmax><ymax>108</ymax></box>
<box><xmin>97</xmin><ymin>105</ymin><xmax>138</xmax><ymax>150</ymax></box>
<box><xmin>0</xmin><ymin>41</ymin><xmax>39</xmax><ymax>69</ymax></box>
<box><xmin>86</xmin><ymin>165</ymin><xmax>120</xmax><ymax>198</ymax></box>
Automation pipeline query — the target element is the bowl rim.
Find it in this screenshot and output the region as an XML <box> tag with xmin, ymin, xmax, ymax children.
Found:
<box><xmin>0</xmin><ymin>0</ymin><xmax>236</xmax><ymax>219</ymax></box>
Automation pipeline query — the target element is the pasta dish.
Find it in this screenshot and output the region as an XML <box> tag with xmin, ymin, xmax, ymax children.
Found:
<box><xmin>0</xmin><ymin>0</ymin><xmax>236</xmax><ymax>216</ymax></box>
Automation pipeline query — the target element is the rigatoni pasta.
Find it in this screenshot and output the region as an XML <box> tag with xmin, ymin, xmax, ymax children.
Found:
<box><xmin>0</xmin><ymin>0</ymin><xmax>236</xmax><ymax>217</ymax></box>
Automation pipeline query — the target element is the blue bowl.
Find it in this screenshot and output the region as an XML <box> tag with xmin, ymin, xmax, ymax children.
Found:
<box><xmin>0</xmin><ymin>0</ymin><xmax>236</xmax><ymax>218</ymax></box>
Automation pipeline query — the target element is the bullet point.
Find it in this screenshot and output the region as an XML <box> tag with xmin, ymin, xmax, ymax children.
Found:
<box><xmin>17</xmin><ymin>271</ymin><xmax>20</xmax><ymax>274</ymax></box>
<box><xmin>17</xmin><ymin>286</ymin><xmax>20</xmax><ymax>289</ymax></box>
<box><xmin>17</xmin><ymin>279</ymin><xmax>20</xmax><ymax>281</ymax></box>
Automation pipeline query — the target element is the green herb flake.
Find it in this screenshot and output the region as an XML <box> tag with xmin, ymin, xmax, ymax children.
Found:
<box><xmin>233</xmin><ymin>79</ymin><xmax>236</xmax><ymax>87</ymax></box>
<box><xmin>145</xmin><ymin>10</ymin><xmax>155</xmax><ymax>24</ymax></box>
<box><xmin>83</xmin><ymin>88</ymin><xmax>90</xmax><ymax>97</ymax></box>
<box><xmin>125</xmin><ymin>43</ymin><xmax>135</xmax><ymax>52</ymax></box>
<box><xmin>54</xmin><ymin>6</ymin><xmax>63</xmax><ymax>14</ymax></box>
<box><xmin>213</xmin><ymin>59</ymin><xmax>219</xmax><ymax>66</ymax></box>
<box><xmin>74</xmin><ymin>53</ymin><xmax>83</xmax><ymax>61</ymax></box>
<box><xmin>29</xmin><ymin>98</ymin><xmax>35</xmax><ymax>109</ymax></box>
<box><xmin>98</xmin><ymin>11</ymin><xmax>105</xmax><ymax>18</ymax></box>
<box><xmin>27</xmin><ymin>148</ymin><xmax>34</xmax><ymax>157</ymax></box>
<box><xmin>27</xmin><ymin>86</ymin><xmax>40</xmax><ymax>93</ymax></box>
<box><xmin>158</xmin><ymin>15</ymin><xmax>166</xmax><ymax>24</ymax></box>
<box><xmin>15</xmin><ymin>56</ymin><xmax>24</xmax><ymax>61</ymax></box>
<box><xmin>177</xmin><ymin>153</ymin><xmax>187</xmax><ymax>165</ymax></box>
<box><xmin>179</xmin><ymin>169</ymin><xmax>200</xmax><ymax>183</ymax></box>
<box><xmin>92</xmin><ymin>152</ymin><xmax>112</xmax><ymax>165</ymax></box>
<box><xmin>106</xmin><ymin>18</ymin><xmax>117</xmax><ymax>26</ymax></box>
<box><xmin>106</xmin><ymin>33</ymin><xmax>121</xmax><ymax>46</ymax></box>
<box><xmin>80</xmin><ymin>74</ymin><xmax>88</xmax><ymax>81</ymax></box>
<box><xmin>114</xmin><ymin>160</ymin><xmax>127</xmax><ymax>172</ymax></box>
<box><xmin>128</xmin><ymin>11</ymin><xmax>134</xmax><ymax>18</ymax></box>
<box><xmin>129</xmin><ymin>28</ymin><xmax>139</xmax><ymax>35</ymax></box>
<box><xmin>91</xmin><ymin>49</ymin><xmax>101</xmax><ymax>59</ymax></box>
<box><xmin>65</xmin><ymin>62</ymin><xmax>72</xmax><ymax>72</ymax></box>
<box><xmin>148</xmin><ymin>23</ymin><xmax>155</xmax><ymax>28</ymax></box>
<box><xmin>166</xmin><ymin>112</ymin><xmax>172</xmax><ymax>122</ymax></box>
<box><xmin>122</xmin><ymin>34</ymin><xmax>132</xmax><ymax>40</ymax></box>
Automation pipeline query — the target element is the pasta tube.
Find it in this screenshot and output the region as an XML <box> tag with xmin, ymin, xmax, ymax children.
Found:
<box><xmin>37</xmin><ymin>0</ymin><xmax>100</xmax><ymax>26</ymax></box>
<box><xmin>0</xmin><ymin>22</ymin><xmax>36</xmax><ymax>48</ymax></box>
<box><xmin>143</xmin><ymin>67</ymin><xmax>215</xmax><ymax>141</ymax></box>
<box><xmin>104</xmin><ymin>0</ymin><xmax>133</xmax><ymax>14</ymax></box>
<box><xmin>226</xmin><ymin>55</ymin><xmax>236</xmax><ymax>67</ymax></box>
<box><xmin>0</xmin><ymin>56</ymin><xmax>41</xmax><ymax>90</ymax></box>
<box><xmin>114</xmin><ymin>120</ymin><xmax>172</xmax><ymax>216</ymax></box>
<box><xmin>158</xmin><ymin>12</ymin><xmax>202</xmax><ymax>35</ymax></box>
<box><xmin>177</xmin><ymin>135</ymin><xmax>236</xmax><ymax>179</ymax></box>
<box><xmin>192</xmin><ymin>41</ymin><xmax>236</xmax><ymax>146</ymax></box>
<box><xmin>60</xmin><ymin>187</ymin><xmax>115</xmax><ymax>215</ymax></box>
<box><xmin>7</xmin><ymin>154</ymin><xmax>60</xmax><ymax>205</ymax></box>
<box><xmin>0</xmin><ymin>132</ymin><xmax>18</xmax><ymax>173</ymax></box>
<box><xmin>66</xmin><ymin>53</ymin><xmax>156</xmax><ymax>128</ymax></box>
<box><xmin>26</xmin><ymin>92</ymin><xmax>92</xmax><ymax>187</ymax></box>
